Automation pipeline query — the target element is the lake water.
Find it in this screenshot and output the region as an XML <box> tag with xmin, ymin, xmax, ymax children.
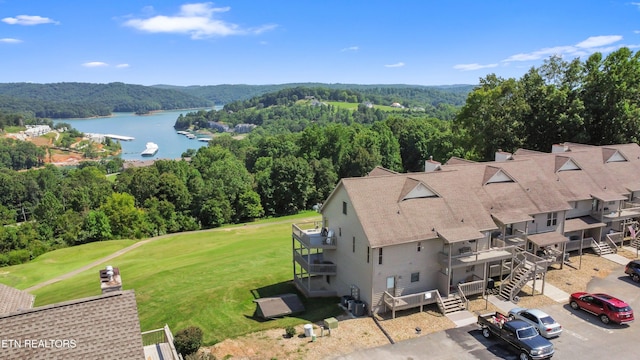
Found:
<box><xmin>54</xmin><ymin>108</ymin><xmax>221</xmax><ymax>161</ymax></box>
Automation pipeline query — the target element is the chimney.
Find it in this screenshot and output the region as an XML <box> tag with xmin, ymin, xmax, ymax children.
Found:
<box><xmin>99</xmin><ymin>265</ymin><xmax>122</xmax><ymax>293</ymax></box>
<box><xmin>495</xmin><ymin>149</ymin><xmax>513</xmax><ymax>162</ymax></box>
<box><xmin>551</xmin><ymin>143</ymin><xmax>570</xmax><ymax>153</ymax></box>
<box><xmin>425</xmin><ymin>156</ymin><xmax>442</xmax><ymax>172</ymax></box>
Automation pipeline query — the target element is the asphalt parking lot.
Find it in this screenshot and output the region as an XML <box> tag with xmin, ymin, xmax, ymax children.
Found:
<box><xmin>334</xmin><ymin>264</ymin><xmax>640</xmax><ymax>360</ymax></box>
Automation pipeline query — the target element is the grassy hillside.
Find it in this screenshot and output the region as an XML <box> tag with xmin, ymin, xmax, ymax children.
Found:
<box><xmin>0</xmin><ymin>240</ymin><xmax>134</xmax><ymax>289</ymax></box>
<box><xmin>8</xmin><ymin>212</ymin><xmax>340</xmax><ymax>345</ymax></box>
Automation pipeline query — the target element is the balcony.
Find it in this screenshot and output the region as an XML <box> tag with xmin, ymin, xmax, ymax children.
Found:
<box><xmin>294</xmin><ymin>251</ymin><xmax>337</xmax><ymax>275</ymax></box>
<box><xmin>439</xmin><ymin>246</ymin><xmax>515</xmax><ymax>269</ymax></box>
<box><xmin>292</xmin><ymin>223</ymin><xmax>337</xmax><ymax>249</ymax></box>
<box><xmin>141</xmin><ymin>324</ymin><xmax>180</xmax><ymax>360</ymax></box>
<box><xmin>293</xmin><ymin>275</ymin><xmax>337</xmax><ymax>297</ymax></box>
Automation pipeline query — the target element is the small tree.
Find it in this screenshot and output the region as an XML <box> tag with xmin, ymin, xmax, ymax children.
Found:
<box><xmin>174</xmin><ymin>326</ymin><xmax>203</xmax><ymax>356</ymax></box>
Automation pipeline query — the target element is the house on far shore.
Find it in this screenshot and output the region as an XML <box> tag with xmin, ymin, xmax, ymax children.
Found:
<box><xmin>293</xmin><ymin>142</ymin><xmax>640</xmax><ymax>318</ymax></box>
<box><xmin>0</xmin><ymin>267</ymin><xmax>180</xmax><ymax>360</ymax></box>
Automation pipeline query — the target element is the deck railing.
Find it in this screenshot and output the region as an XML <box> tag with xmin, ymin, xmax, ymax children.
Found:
<box><xmin>293</xmin><ymin>251</ymin><xmax>337</xmax><ymax>274</ymax></box>
<box><xmin>141</xmin><ymin>324</ymin><xmax>181</xmax><ymax>360</ymax></box>
<box><xmin>383</xmin><ymin>290</ymin><xmax>440</xmax><ymax>319</ymax></box>
<box><xmin>292</xmin><ymin>223</ymin><xmax>337</xmax><ymax>248</ymax></box>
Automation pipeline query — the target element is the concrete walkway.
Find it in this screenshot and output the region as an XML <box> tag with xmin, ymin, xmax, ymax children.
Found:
<box><xmin>447</xmin><ymin>279</ymin><xmax>572</xmax><ymax>327</ymax></box>
<box><xmin>434</xmin><ymin>249</ymin><xmax>636</xmax><ymax>328</ymax></box>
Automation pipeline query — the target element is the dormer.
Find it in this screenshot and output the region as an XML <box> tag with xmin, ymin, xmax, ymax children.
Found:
<box><xmin>555</xmin><ymin>156</ymin><xmax>581</xmax><ymax>172</ymax></box>
<box><xmin>483</xmin><ymin>166</ymin><xmax>515</xmax><ymax>185</ymax></box>
<box><xmin>399</xmin><ymin>178</ymin><xmax>440</xmax><ymax>201</ymax></box>
<box><xmin>602</xmin><ymin>148</ymin><xmax>628</xmax><ymax>163</ymax></box>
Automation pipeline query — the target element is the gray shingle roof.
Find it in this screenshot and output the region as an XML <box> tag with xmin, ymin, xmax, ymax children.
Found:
<box><xmin>0</xmin><ymin>290</ymin><xmax>144</xmax><ymax>360</ymax></box>
<box><xmin>0</xmin><ymin>283</ymin><xmax>34</xmax><ymax>315</ymax></box>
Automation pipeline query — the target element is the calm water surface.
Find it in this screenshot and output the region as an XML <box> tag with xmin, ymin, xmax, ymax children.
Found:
<box><xmin>54</xmin><ymin>108</ymin><xmax>220</xmax><ymax>161</ymax></box>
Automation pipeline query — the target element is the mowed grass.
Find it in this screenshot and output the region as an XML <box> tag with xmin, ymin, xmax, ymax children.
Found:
<box><xmin>0</xmin><ymin>240</ymin><xmax>135</xmax><ymax>289</ymax></box>
<box><xmin>325</xmin><ymin>101</ymin><xmax>408</xmax><ymax>112</ymax></box>
<box><xmin>27</xmin><ymin>212</ymin><xmax>341</xmax><ymax>345</ymax></box>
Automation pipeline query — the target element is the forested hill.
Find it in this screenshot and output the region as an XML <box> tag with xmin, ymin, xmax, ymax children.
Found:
<box><xmin>0</xmin><ymin>82</ymin><xmax>213</xmax><ymax>118</ymax></box>
<box><xmin>154</xmin><ymin>83</ymin><xmax>475</xmax><ymax>107</ymax></box>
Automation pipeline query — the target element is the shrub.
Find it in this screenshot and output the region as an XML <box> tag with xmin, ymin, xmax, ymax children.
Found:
<box><xmin>174</xmin><ymin>326</ymin><xmax>204</xmax><ymax>356</ymax></box>
<box><xmin>285</xmin><ymin>326</ymin><xmax>296</xmax><ymax>338</ymax></box>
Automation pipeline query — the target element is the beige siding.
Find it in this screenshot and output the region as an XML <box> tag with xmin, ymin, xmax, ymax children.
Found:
<box><xmin>529</xmin><ymin>212</ymin><xmax>565</xmax><ymax>234</ymax></box>
<box><xmin>566</xmin><ymin>200</ymin><xmax>593</xmax><ymax>218</ymax></box>
<box><xmin>369</xmin><ymin>240</ymin><xmax>441</xmax><ymax>313</ymax></box>
<box><xmin>321</xmin><ymin>188</ymin><xmax>373</xmax><ymax>307</ymax></box>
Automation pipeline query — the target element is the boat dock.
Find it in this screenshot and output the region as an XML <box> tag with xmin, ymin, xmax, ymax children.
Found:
<box><xmin>85</xmin><ymin>133</ymin><xmax>135</xmax><ymax>141</ymax></box>
<box><xmin>105</xmin><ymin>134</ymin><xmax>135</xmax><ymax>141</ymax></box>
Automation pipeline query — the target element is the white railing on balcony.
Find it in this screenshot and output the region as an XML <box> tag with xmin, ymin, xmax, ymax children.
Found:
<box><xmin>141</xmin><ymin>324</ymin><xmax>181</xmax><ymax>360</ymax></box>
<box><xmin>292</xmin><ymin>224</ymin><xmax>337</xmax><ymax>248</ymax></box>
<box><xmin>565</xmin><ymin>237</ymin><xmax>595</xmax><ymax>252</ymax></box>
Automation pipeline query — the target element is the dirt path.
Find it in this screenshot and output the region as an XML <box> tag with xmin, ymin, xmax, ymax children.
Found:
<box><xmin>24</xmin><ymin>216</ymin><xmax>320</xmax><ymax>293</ymax></box>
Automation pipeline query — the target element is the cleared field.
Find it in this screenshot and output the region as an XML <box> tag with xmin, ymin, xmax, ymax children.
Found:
<box><xmin>20</xmin><ymin>212</ymin><xmax>341</xmax><ymax>345</ymax></box>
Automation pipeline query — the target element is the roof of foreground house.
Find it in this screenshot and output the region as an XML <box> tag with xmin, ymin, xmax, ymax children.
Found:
<box><xmin>0</xmin><ymin>290</ymin><xmax>145</xmax><ymax>360</ymax></box>
<box><xmin>0</xmin><ymin>283</ymin><xmax>34</xmax><ymax>315</ymax></box>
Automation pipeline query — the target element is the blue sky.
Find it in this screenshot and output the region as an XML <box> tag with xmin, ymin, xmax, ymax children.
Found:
<box><xmin>2</xmin><ymin>1</ymin><xmax>640</xmax><ymax>86</ymax></box>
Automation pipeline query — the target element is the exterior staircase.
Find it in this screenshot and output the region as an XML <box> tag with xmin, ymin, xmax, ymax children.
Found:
<box><xmin>592</xmin><ymin>241</ymin><xmax>615</xmax><ymax>255</ymax></box>
<box><xmin>630</xmin><ymin>237</ymin><xmax>640</xmax><ymax>250</ymax></box>
<box><xmin>498</xmin><ymin>260</ymin><xmax>536</xmax><ymax>302</ymax></box>
<box><xmin>438</xmin><ymin>294</ymin><xmax>466</xmax><ymax>314</ymax></box>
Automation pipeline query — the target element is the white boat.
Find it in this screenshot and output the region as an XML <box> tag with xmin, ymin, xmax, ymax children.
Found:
<box><xmin>186</xmin><ymin>133</ymin><xmax>196</xmax><ymax>139</ymax></box>
<box><xmin>141</xmin><ymin>142</ymin><xmax>159</xmax><ymax>156</ymax></box>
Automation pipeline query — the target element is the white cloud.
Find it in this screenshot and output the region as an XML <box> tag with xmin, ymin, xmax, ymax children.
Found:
<box><xmin>341</xmin><ymin>46</ymin><xmax>359</xmax><ymax>52</ymax></box>
<box><xmin>576</xmin><ymin>35</ymin><xmax>622</xmax><ymax>48</ymax></box>
<box><xmin>499</xmin><ymin>35</ymin><xmax>626</xmax><ymax>65</ymax></box>
<box><xmin>0</xmin><ymin>38</ymin><xmax>22</xmax><ymax>43</ymax></box>
<box><xmin>384</xmin><ymin>62</ymin><xmax>405</xmax><ymax>68</ymax></box>
<box><xmin>2</xmin><ymin>15</ymin><xmax>59</xmax><ymax>26</ymax></box>
<box><xmin>116</xmin><ymin>63</ymin><xmax>130</xmax><ymax>68</ymax></box>
<box><xmin>453</xmin><ymin>63</ymin><xmax>498</xmax><ymax>71</ymax></box>
<box><xmin>82</xmin><ymin>62</ymin><xmax>109</xmax><ymax>68</ymax></box>
<box><xmin>123</xmin><ymin>2</ymin><xmax>276</xmax><ymax>39</ymax></box>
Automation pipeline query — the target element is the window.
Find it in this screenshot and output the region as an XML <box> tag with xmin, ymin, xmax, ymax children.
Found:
<box><xmin>367</xmin><ymin>246</ymin><xmax>370</xmax><ymax>263</ymax></box>
<box><xmin>411</xmin><ymin>272</ymin><xmax>420</xmax><ymax>282</ymax></box>
<box><xmin>546</xmin><ymin>212</ymin><xmax>558</xmax><ymax>226</ymax></box>
<box><xmin>417</xmin><ymin>242</ymin><xmax>421</xmax><ymax>252</ymax></box>
<box><xmin>342</xmin><ymin>201</ymin><xmax>347</xmax><ymax>215</ymax></box>
<box><xmin>352</xmin><ymin>237</ymin><xmax>355</xmax><ymax>253</ymax></box>
<box><xmin>378</xmin><ymin>248</ymin><xmax>383</xmax><ymax>265</ymax></box>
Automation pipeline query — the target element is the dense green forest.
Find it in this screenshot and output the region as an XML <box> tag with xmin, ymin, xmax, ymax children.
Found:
<box><xmin>0</xmin><ymin>82</ymin><xmax>213</xmax><ymax>118</ymax></box>
<box><xmin>154</xmin><ymin>83</ymin><xmax>474</xmax><ymax>108</ymax></box>
<box><xmin>0</xmin><ymin>82</ymin><xmax>472</xmax><ymax>120</ymax></box>
<box><xmin>2</xmin><ymin>48</ymin><xmax>640</xmax><ymax>266</ymax></box>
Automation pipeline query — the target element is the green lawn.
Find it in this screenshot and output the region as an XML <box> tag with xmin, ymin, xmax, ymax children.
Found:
<box><xmin>325</xmin><ymin>101</ymin><xmax>407</xmax><ymax>112</ymax></box>
<box><xmin>0</xmin><ymin>240</ymin><xmax>135</xmax><ymax>289</ymax></box>
<box><xmin>23</xmin><ymin>212</ymin><xmax>341</xmax><ymax>345</ymax></box>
